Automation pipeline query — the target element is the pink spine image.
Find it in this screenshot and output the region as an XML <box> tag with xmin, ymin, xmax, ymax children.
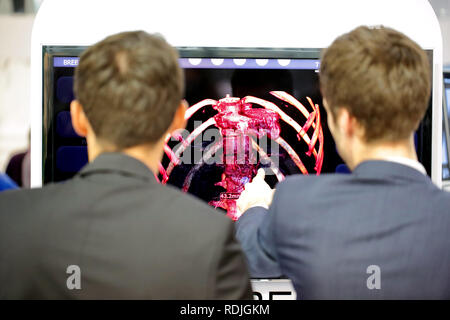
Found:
<box><xmin>160</xmin><ymin>91</ymin><xmax>324</xmax><ymax>220</ymax></box>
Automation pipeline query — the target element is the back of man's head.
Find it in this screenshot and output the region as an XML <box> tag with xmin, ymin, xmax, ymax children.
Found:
<box><xmin>319</xmin><ymin>26</ymin><xmax>431</xmax><ymax>143</ymax></box>
<box><xmin>74</xmin><ymin>31</ymin><xmax>184</xmax><ymax>149</ymax></box>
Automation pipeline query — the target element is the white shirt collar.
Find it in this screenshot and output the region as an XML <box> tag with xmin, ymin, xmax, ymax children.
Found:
<box><xmin>383</xmin><ymin>156</ymin><xmax>427</xmax><ymax>175</ymax></box>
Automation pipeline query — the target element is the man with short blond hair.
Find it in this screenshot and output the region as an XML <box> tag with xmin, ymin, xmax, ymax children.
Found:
<box><xmin>0</xmin><ymin>31</ymin><xmax>252</xmax><ymax>299</ymax></box>
<box><xmin>236</xmin><ymin>26</ymin><xmax>450</xmax><ymax>299</ymax></box>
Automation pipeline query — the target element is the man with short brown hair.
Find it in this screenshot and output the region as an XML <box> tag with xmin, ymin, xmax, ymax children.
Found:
<box><xmin>236</xmin><ymin>26</ymin><xmax>450</xmax><ymax>299</ymax></box>
<box><xmin>0</xmin><ymin>31</ymin><xmax>252</xmax><ymax>299</ymax></box>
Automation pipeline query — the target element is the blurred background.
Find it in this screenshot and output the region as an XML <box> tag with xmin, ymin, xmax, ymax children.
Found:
<box><xmin>0</xmin><ymin>0</ymin><xmax>42</xmax><ymax>180</ymax></box>
<box><xmin>0</xmin><ymin>0</ymin><xmax>449</xmax><ymax>178</ymax></box>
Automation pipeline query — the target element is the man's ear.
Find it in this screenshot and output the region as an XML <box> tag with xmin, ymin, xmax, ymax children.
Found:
<box><xmin>70</xmin><ymin>100</ymin><xmax>89</xmax><ymax>138</ymax></box>
<box><xmin>338</xmin><ymin>108</ymin><xmax>366</xmax><ymax>140</ymax></box>
<box><xmin>168</xmin><ymin>100</ymin><xmax>188</xmax><ymax>133</ymax></box>
<box><xmin>337</xmin><ymin>108</ymin><xmax>354</xmax><ymax>138</ymax></box>
<box><xmin>322</xmin><ymin>97</ymin><xmax>330</xmax><ymax>111</ymax></box>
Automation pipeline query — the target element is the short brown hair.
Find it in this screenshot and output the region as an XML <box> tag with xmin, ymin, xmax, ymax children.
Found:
<box><xmin>74</xmin><ymin>31</ymin><xmax>183</xmax><ymax>149</ymax></box>
<box><xmin>319</xmin><ymin>26</ymin><xmax>431</xmax><ymax>142</ymax></box>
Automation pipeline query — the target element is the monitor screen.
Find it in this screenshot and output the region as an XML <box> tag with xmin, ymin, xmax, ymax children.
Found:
<box><xmin>43</xmin><ymin>52</ymin><xmax>88</xmax><ymax>183</ymax></box>
<box><xmin>42</xmin><ymin>46</ymin><xmax>433</xmax><ymax>219</ymax></box>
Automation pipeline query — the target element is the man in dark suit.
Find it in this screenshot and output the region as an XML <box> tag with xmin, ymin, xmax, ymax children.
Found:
<box><xmin>235</xmin><ymin>26</ymin><xmax>450</xmax><ymax>299</ymax></box>
<box><xmin>0</xmin><ymin>31</ymin><xmax>252</xmax><ymax>299</ymax></box>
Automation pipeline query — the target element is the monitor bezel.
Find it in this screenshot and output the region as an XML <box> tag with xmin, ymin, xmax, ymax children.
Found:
<box><xmin>442</xmin><ymin>71</ymin><xmax>450</xmax><ymax>182</ymax></box>
<box><xmin>42</xmin><ymin>46</ymin><xmax>434</xmax><ymax>184</ymax></box>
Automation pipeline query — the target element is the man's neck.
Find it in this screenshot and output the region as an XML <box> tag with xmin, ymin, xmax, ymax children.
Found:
<box><xmin>86</xmin><ymin>134</ymin><xmax>164</xmax><ymax>175</ymax></box>
<box><xmin>349</xmin><ymin>137</ymin><xmax>418</xmax><ymax>170</ymax></box>
<box><xmin>122</xmin><ymin>144</ymin><xmax>163</xmax><ymax>175</ymax></box>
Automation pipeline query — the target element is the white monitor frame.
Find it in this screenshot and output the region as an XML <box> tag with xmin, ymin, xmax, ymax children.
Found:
<box><xmin>30</xmin><ymin>0</ymin><xmax>443</xmax><ymax>188</ymax></box>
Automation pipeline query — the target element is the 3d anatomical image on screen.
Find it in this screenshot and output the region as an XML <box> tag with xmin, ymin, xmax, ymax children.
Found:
<box><xmin>159</xmin><ymin>66</ymin><xmax>344</xmax><ymax>220</ymax></box>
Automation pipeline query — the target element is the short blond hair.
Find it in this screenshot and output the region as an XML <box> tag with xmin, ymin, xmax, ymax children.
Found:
<box><xmin>320</xmin><ymin>26</ymin><xmax>431</xmax><ymax>142</ymax></box>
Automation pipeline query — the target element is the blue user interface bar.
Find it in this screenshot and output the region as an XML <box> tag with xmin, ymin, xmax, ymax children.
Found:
<box><xmin>54</xmin><ymin>57</ymin><xmax>79</xmax><ymax>67</ymax></box>
<box><xmin>54</xmin><ymin>57</ymin><xmax>320</xmax><ymax>70</ymax></box>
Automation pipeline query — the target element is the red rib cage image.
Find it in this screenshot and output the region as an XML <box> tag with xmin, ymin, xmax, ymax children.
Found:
<box><xmin>159</xmin><ymin>91</ymin><xmax>324</xmax><ymax>220</ymax></box>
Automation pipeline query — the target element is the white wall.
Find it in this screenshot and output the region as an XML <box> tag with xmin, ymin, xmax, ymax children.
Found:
<box><xmin>441</xmin><ymin>17</ymin><xmax>450</xmax><ymax>66</ymax></box>
<box><xmin>0</xmin><ymin>14</ymin><xmax>34</xmax><ymax>170</ymax></box>
<box><xmin>430</xmin><ymin>0</ymin><xmax>450</xmax><ymax>66</ymax></box>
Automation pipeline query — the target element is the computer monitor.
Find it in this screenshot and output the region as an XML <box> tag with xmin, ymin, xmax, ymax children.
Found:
<box><xmin>42</xmin><ymin>46</ymin><xmax>434</xmax><ymax>219</ymax></box>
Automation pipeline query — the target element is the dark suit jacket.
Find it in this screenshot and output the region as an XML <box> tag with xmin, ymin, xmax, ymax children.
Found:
<box><xmin>0</xmin><ymin>152</ymin><xmax>252</xmax><ymax>299</ymax></box>
<box><xmin>236</xmin><ymin>160</ymin><xmax>450</xmax><ymax>299</ymax></box>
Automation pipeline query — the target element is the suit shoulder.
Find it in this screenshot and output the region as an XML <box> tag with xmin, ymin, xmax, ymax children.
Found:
<box><xmin>276</xmin><ymin>173</ymin><xmax>351</xmax><ymax>195</ymax></box>
<box><xmin>0</xmin><ymin>186</ymin><xmax>63</xmax><ymax>233</ymax></box>
<box><xmin>429</xmin><ymin>185</ymin><xmax>450</xmax><ymax>209</ymax></box>
<box><xmin>281</xmin><ymin>172</ymin><xmax>350</xmax><ymax>185</ymax></box>
<box><xmin>0</xmin><ymin>185</ymin><xmax>56</xmax><ymax>210</ymax></box>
